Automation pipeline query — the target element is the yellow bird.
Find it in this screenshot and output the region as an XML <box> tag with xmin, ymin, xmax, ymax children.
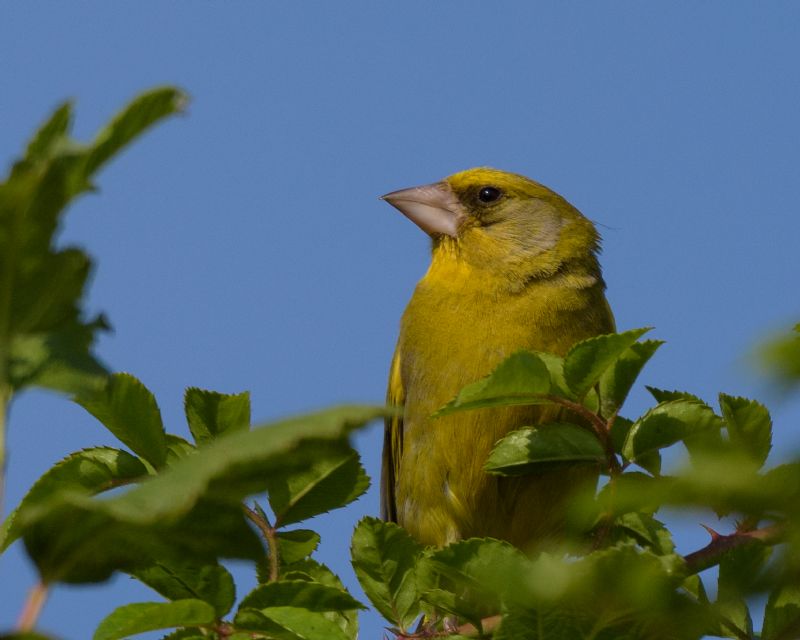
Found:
<box><xmin>380</xmin><ymin>167</ymin><xmax>615</xmax><ymax>549</ymax></box>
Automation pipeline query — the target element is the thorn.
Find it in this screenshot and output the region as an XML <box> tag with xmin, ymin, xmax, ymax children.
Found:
<box><xmin>700</xmin><ymin>523</ymin><xmax>722</xmax><ymax>541</ymax></box>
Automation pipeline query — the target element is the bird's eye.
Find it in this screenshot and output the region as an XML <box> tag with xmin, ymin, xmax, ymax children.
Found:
<box><xmin>478</xmin><ymin>186</ymin><xmax>502</xmax><ymax>203</ymax></box>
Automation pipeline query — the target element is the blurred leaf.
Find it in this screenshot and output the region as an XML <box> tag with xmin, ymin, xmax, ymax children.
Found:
<box><xmin>24</xmin><ymin>101</ymin><xmax>72</xmax><ymax>162</ymax></box>
<box><xmin>599</xmin><ymin>340</ymin><xmax>663</xmax><ymax>418</ymax></box>
<box><xmin>494</xmin><ymin>607</ymin><xmax>584</xmax><ymax>640</ymax></box>
<box><xmin>350</xmin><ymin>517</ymin><xmax>423</xmax><ymax>631</ymax></box>
<box><xmin>418</xmin><ymin>587</ymin><xmax>485</xmax><ymax>632</ymax></box>
<box><xmin>93</xmin><ymin>599</ymin><xmax>215</xmax><ymax>640</ymax></box>
<box><xmin>278</xmin><ymin>529</ymin><xmax>321</xmax><ymax>565</ymax></box>
<box><xmin>158</xmin><ymin>631</ymin><xmax>207</xmax><ymax>640</ymax></box>
<box><xmin>434</xmin><ymin>351</ymin><xmax>551</xmax><ymax>417</ymax></box>
<box><xmin>719</xmin><ymin>394</ymin><xmax>772</xmax><ymax>468</ymax></box>
<box><xmin>239</xmin><ymin>580</ymin><xmax>363</xmax><ymax>612</ymax></box>
<box><xmin>0</xmin><ymin>634</ymin><xmax>58</xmax><ymax>640</ymax></box>
<box><xmin>75</xmin><ymin>373</ymin><xmax>167</xmax><ymax>468</ymax></box>
<box><xmin>0</xmin><ymin>87</ymin><xmax>185</xmax><ymax>398</ymax></box>
<box><xmin>622</xmin><ymin>399</ymin><xmax>721</xmax><ymax>466</ymax></box>
<box><xmin>716</xmin><ymin>542</ymin><xmax>770</xmax><ymax>639</ymax></box>
<box><xmin>267</xmin><ymin>450</ymin><xmax>369</xmax><ymax>527</ymax></box>
<box><xmin>762</xmin><ymin>583</ymin><xmax>800</xmax><ymax>640</ymax></box>
<box><xmin>563</xmin><ymin>328</ymin><xmax>651</xmax><ymax>400</ymax></box>
<box><xmin>758</xmin><ymin>323</ymin><xmax>800</xmax><ymax>392</ymax></box>
<box><xmin>0</xmin><ymin>447</ymin><xmax>147</xmax><ymax>551</ymax></box>
<box><xmin>485</xmin><ymin>423</ymin><xmax>605</xmax><ymax>476</ymax></box>
<box><xmin>18</xmin><ymin>405</ymin><xmax>383</xmax><ymax>583</ymax></box>
<box><xmin>184</xmin><ymin>388</ymin><xmax>250</xmax><ymax>445</ymax></box>
<box><xmin>131</xmin><ymin>559</ymin><xmax>236</xmax><ymax>617</ymax></box>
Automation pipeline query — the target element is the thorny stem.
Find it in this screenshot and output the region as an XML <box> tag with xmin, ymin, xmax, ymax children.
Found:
<box><xmin>243</xmin><ymin>503</ymin><xmax>280</xmax><ymax>582</ymax></box>
<box><xmin>16</xmin><ymin>582</ymin><xmax>49</xmax><ymax>632</ymax></box>
<box><xmin>683</xmin><ymin>523</ymin><xmax>785</xmax><ymax>576</ymax></box>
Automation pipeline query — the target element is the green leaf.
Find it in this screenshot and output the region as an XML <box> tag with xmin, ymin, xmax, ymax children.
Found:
<box><xmin>613</xmin><ymin>513</ymin><xmax>675</xmax><ymax>555</ymax></box>
<box><xmin>157</xmin><ymin>631</ymin><xmax>207</xmax><ymax>640</ymax></box>
<box><xmin>165</xmin><ymin>435</ymin><xmax>196</xmax><ymax>463</ymax></box>
<box><xmin>0</xmin><ymin>88</ymin><xmax>184</xmax><ymax>399</ymax></box>
<box><xmin>622</xmin><ymin>399</ymin><xmax>721</xmax><ymax>465</ymax></box>
<box><xmin>645</xmin><ymin>387</ymin><xmax>702</xmax><ymax>403</ymax></box>
<box><xmin>75</xmin><ymin>373</ymin><xmax>168</xmax><ymax>468</ymax></box>
<box><xmin>434</xmin><ymin>351</ymin><xmax>551</xmax><ymax>416</ymax></box>
<box><xmin>563</xmin><ymin>328</ymin><xmax>651</xmax><ymax>400</ymax></box>
<box><xmin>417</xmin><ymin>588</ymin><xmax>485</xmax><ymax>632</ymax></box>
<box><xmin>131</xmin><ymin>559</ymin><xmax>236</xmax><ymax>617</ymax></box>
<box><xmin>718</xmin><ymin>394</ymin><xmax>772</xmax><ymax>468</ymax></box>
<box><xmin>93</xmin><ymin>599</ymin><xmax>215</xmax><ymax>640</ymax></box>
<box><xmin>278</xmin><ymin>559</ymin><xmax>358</xmax><ymax>638</ymax></box>
<box><xmin>758</xmin><ymin>323</ymin><xmax>800</xmax><ymax>392</ymax></box>
<box><xmin>235</xmin><ymin>607</ymin><xmax>350</xmax><ymax>640</ymax></box>
<box><xmin>762</xmin><ymin>583</ymin><xmax>800</xmax><ymax>640</ymax></box>
<box><xmin>598</xmin><ymin>339</ymin><xmax>663</xmax><ymax>418</ymax></box>
<box><xmin>1</xmin><ymin>447</ymin><xmax>147</xmax><ymax>551</ymax></box>
<box><xmin>239</xmin><ymin>580</ymin><xmax>363</xmax><ymax>612</ymax></box>
<box><xmin>278</xmin><ymin>529</ymin><xmax>321</xmax><ymax>565</ymax></box>
<box><xmin>426</xmin><ymin>538</ymin><xmax>531</xmax><ymax>608</ymax></box>
<box><xmin>267</xmin><ymin>450</ymin><xmax>370</xmax><ymax>527</ymax></box>
<box><xmin>717</xmin><ymin>541</ymin><xmax>770</xmax><ymax>638</ymax></box>
<box><xmin>25</xmin><ymin>101</ymin><xmax>73</xmax><ymax>162</ymax></box>
<box><xmin>484</xmin><ymin>423</ymin><xmax>605</xmax><ymax>475</ymax></box>
<box><xmin>18</xmin><ymin>405</ymin><xmax>383</xmax><ymax>584</ymax></box>
<box><xmin>184</xmin><ymin>388</ymin><xmax>250</xmax><ymax>445</ymax></box>
<box><xmin>85</xmin><ymin>87</ymin><xmax>188</xmax><ymax>176</ymax></box>
<box><xmin>350</xmin><ymin>517</ymin><xmax>423</xmax><ymax>630</ymax></box>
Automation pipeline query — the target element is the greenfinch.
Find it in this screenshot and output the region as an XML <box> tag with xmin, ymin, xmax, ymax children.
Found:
<box><xmin>380</xmin><ymin>167</ymin><xmax>614</xmax><ymax>549</ymax></box>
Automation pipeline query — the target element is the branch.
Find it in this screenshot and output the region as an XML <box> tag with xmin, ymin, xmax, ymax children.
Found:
<box><xmin>683</xmin><ymin>523</ymin><xmax>785</xmax><ymax>575</ymax></box>
<box><xmin>16</xmin><ymin>582</ymin><xmax>49</xmax><ymax>632</ymax></box>
<box><xmin>545</xmin><ymin>394</ymin><xmax>622</xmax><ymax>475</ymax></box>
<box><xmin>243</xmin><ymin>503</ymin><xmax>280</xmax><ymax>582</ymax></box>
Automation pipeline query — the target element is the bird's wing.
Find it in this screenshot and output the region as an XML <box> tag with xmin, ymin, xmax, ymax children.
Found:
<box><xmin>380</xmin><ymin>348</ymin><xmax>404</xmax><ymax>522</ymax></box>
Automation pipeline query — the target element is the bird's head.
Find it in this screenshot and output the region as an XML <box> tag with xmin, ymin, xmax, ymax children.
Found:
<box><xmin>382</xmin><ymin>167</ymin><xmax>602</xmax><ymax>286</ymax></box>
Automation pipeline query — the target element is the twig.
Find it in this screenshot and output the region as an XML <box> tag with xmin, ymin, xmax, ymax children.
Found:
<box><xmin>545</xmin><ymin>395</ymin><xmax>622</xmax><ymax>475</ymax></box>
<box><xmin>17</xmin><ymin>581</ymin><xmax>49</xmax><ymax>632</ymax></box>
<box><xmin>243</xmin><ymin>503</ymin><xmax>280</xmax><ymax>582</ymax></box>
<box><xmin>683</xmin><ymin>523</ymin><xmax>785</xmax><ymax>575</ymax></box>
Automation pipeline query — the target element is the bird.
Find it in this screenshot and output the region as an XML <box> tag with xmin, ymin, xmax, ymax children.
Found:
<box><xmin>380</xmin><ymin>167</ymin><xmax>615</xmax><ymax>550</ymax></box>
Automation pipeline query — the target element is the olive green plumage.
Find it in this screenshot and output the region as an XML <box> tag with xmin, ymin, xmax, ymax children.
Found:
<box><xmin>381</xmin><ymin>168</ymin><xmax>614</xmax><ymax>549</ymax></box>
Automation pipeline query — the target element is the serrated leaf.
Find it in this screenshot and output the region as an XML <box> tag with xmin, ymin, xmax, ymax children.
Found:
<box><xmin>1</xmin><ymin>447</ymin><xmax>147</xmax><ymax>551</ymax></box>
<box><xmin>719</xmin><ymin>394</ymin><xmax>772</xmax><ymax>468</ymax></box>
<box><xmin>418</xmin><ymin>588</ymin><xmax>485</xmax><ymax>632</ymax></box>
<box><xmin>278</xmin><ymin>529</ymin><xmax>321</xmax><ymax>565</ymax></box>
<box><xmin>350</xmin><ymin>517</ymin><xmax>423</xmax><ymax>631</ymax></box>
<box><xmin>485</xmin><ymin>423</ymin><xmax>605</xmax><ymax>475</ymax></box>
<box><xmin>93</xmin><ymin>599</ymin><xmax>215</xmax><ymax>640</ymax></box>
<box><xmin>614</xmin><ymin>513</ymin><xmax>674</xmax><ymax>555</ymax></box>
<box><xmin>563</xmin><ymin>328</ymin><xmax>651</xmax><ymax>400</ymax></box>
<box><xmin>645</xmin><ymin>387</ymin><xmax>702</xmax><ymax>403</ymax></box>
<box><xmin>75</xmin><ymin>373</ymin><xmax>167</xmax><ymax>468</ymax></box>
<box><xmin>434</xmin><ymin>351</ymin><xmax>552</xmax><ymax>417</ymax></box>
<box><xmin>267</xmin><ymin>450</ymin><xmax>369</xmax><ymax>527</ymax></box>
<box><xmin>277</xmin><ymin>559</ymin><xmax>358</xmax><ymax>638</ymax></box>
<box><xmin>762</xmin><ymin>583</ymin><xmax>800</xmax><ymax>640</ymax></box>
<box><xmin>17</xmin><ymin>405</ymin><xmax>383</xmax><ymax>584</ymax></box>
<box><xmin>165</xmin><ymin>435</ymin><xmax>195</xmax><ymax>463</ymax></box>
<box><xmin>184</xmin><ymin>388</ymin><xmax>250</xmax><ymax>445</ymax></box>
<box><xmin>239</xmin><ymin>580</ymin><xmax>363</xmax><ymax>612</ymax></box>
<box><xmin>599</xmin><ymin>340</ymin><xmax>663</xmax><ymax>418</ymax></box>
<box><xmin>426</xmin><ymin>538</ymin><xmax>531</xmax><ymax>608</ymax></box>
<box><xmin>622</xmin><ymin>399</ymin><xmax>721</xmax><ymax>465</ymax></box>
<box><xmin>235</xmin><ymin>607</ymin><xmax>350</xmax><ymax>640</ymax></box>
<box><xmin>131</xmin><ymin>559</ymin><xmax>235</xmax><ymax>617</ymax></box>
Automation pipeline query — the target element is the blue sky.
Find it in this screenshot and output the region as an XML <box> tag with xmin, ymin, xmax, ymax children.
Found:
<box><xmin>1</xmin><ymin>3</ymin><xmax>799</xmax><ymax>638</ymax></box>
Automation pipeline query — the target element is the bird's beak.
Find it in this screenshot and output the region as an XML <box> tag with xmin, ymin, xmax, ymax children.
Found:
<box><xmin>380</xmin><ymin>181</ymin><xmax>465</xmax><ymax>238</ymax></box>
